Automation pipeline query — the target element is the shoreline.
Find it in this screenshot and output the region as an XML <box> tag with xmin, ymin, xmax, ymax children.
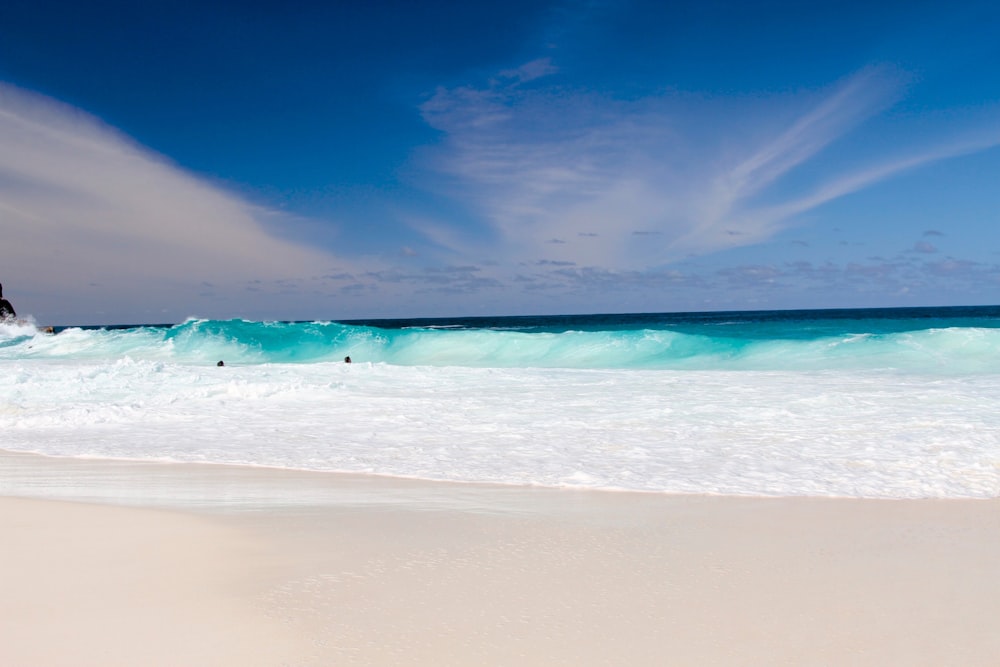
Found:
<box><xmin>4</xmin><ymin>452</ymin><xmax>1000</xmax><ymax>665</ymax></box>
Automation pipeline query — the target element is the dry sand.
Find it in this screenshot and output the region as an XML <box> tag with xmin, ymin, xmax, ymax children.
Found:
<box><xmin>2</xmin><ymin>456</ymin><xmax>1000</xmax><ymax>666</ymax></box>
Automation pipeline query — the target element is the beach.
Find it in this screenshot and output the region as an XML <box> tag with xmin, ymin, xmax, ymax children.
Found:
<box><xmin>3</xmin><ymin>310</ymin><xmax>1000</xmax><ymax>664</ymax></box>
<box><xmin>3</xmin><ymin>453</ymin><xmax>1000</xmax><ymax>666</ymax></box>
<box><xmin>6</xmin><ymin>0</ymin><xmax>1000</xmax><ymax>658</ymax></box>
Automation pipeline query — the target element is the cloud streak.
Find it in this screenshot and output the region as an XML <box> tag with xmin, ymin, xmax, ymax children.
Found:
<box><xmin>746</xmin><ymin>129</ymin><xmax>1000</xmax><ymax>231</ymax></box>
<box><xmin>416</xmin><ymin>61</ymin><xmax>1000</xmax><ymax>273</ymax></box>
<box><xmin>0</xmin><ymin>84</ymin><xmax>348</xmax><ymax>323</ymax></box>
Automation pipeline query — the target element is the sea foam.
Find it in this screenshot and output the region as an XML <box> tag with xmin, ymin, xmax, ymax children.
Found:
<box><xmin>2</xmin><ymin>308</ymin><xmax>999</xmax><ymax>499</ymax></box>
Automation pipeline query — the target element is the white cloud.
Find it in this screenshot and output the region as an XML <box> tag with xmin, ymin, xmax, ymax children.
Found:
<box><xmin>415</xmin><ymin>61</ymin><xmax>1000</xmax><ymax>272</ymax></box>
<box><xmin>0</xmin><ymin>84</ymin><xmax>349</xmax><ymax>323</ymax></box>
<box><xmin>737</xmin><ymin>128</ymin><xmax>1000</xmax><ymax>245</ymax></box>
<box><xmin>497</xmin><ymin>58</ymin><xmax>559</xmax><ymax>85</ymax></box>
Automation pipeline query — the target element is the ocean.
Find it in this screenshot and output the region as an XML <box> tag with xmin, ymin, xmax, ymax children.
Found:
<box><xmin>2</xmin><ymin>306</ymin><xmax>999</xmax><ymax>499</ymax></box>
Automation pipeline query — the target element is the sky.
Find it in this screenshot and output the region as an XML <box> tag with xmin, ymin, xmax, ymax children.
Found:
<box><xmin>1</xmin><ymin>0</ymin><xmax>999</xmax><ymax>325</ymax></box>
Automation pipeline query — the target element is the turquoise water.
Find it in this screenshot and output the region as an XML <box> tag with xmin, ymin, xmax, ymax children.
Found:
<box><xmin>6</xmin><ymin>305</ymin><xmax>1000</xmax><ymax>373</ymax></box>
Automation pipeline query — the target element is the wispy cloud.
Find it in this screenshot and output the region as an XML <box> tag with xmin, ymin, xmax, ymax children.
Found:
<box><xmin>678</xmin><ymin>66</ymin><xmax>905</xmax><ymax>250</ymax></box>
<box><xmin>743</xmin><ymin>129</ymin><xmax>1000</xmax><ymax>238</ymax></box>
<box><xmin>497</xmin><ymin>58</ymin><xmax>558</xmax><ymax>85</ymax></box>
<box><xmin>415</xmin><ymin>61</ymin><xmax>1000</xmax><ymax>273</ymax></box>
<box><xmin>0</xmin><ymin>84</ymin><xmax>350</xmax><ymax>322</ymax></box>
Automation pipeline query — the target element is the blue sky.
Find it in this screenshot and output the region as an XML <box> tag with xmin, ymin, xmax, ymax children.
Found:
<box><xmin>1</xmin><ymin>0</ymin><xmax>999</xmax><ymax>325</ymax></box>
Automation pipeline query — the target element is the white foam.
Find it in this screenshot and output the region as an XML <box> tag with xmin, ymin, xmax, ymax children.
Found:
<box><xmin>2</xmin><ymin>357</ymin><xmax>999</xmax><ymax>499</ymax></box>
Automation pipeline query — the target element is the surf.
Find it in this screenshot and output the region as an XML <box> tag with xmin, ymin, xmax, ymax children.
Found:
<box><xmin>2</xmin><ymin>306</ymin><xmax>999</xmax><ymax>373</ymax></box>
<box><xmin>2</xmin><ymin>306</ymin><xmax>1000</xmax><ymax>499</ymax></box>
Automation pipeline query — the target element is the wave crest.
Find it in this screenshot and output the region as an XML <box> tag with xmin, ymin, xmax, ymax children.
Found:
<box><xmin>2</xmin><ymin>316</ymin><xmax>998</xmax><ymax>373</ymax></box>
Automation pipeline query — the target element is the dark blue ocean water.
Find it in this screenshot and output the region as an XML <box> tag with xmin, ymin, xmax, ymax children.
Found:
<box><xmin>344</xmin><ymin>304</ymin><xmax>1000</xmax><ymax>337</ymax></box>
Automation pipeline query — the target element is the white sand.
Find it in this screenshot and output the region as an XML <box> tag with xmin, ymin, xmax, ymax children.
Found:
<box><xmin>2</xmin><ymin>459</ymin><xmax>1000</xmax><ymax>665</ymax></box>
<box><xmin>0</xmin><ymin>497</ymin><xmax>305</xmax><ymax>666</ymax></box>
